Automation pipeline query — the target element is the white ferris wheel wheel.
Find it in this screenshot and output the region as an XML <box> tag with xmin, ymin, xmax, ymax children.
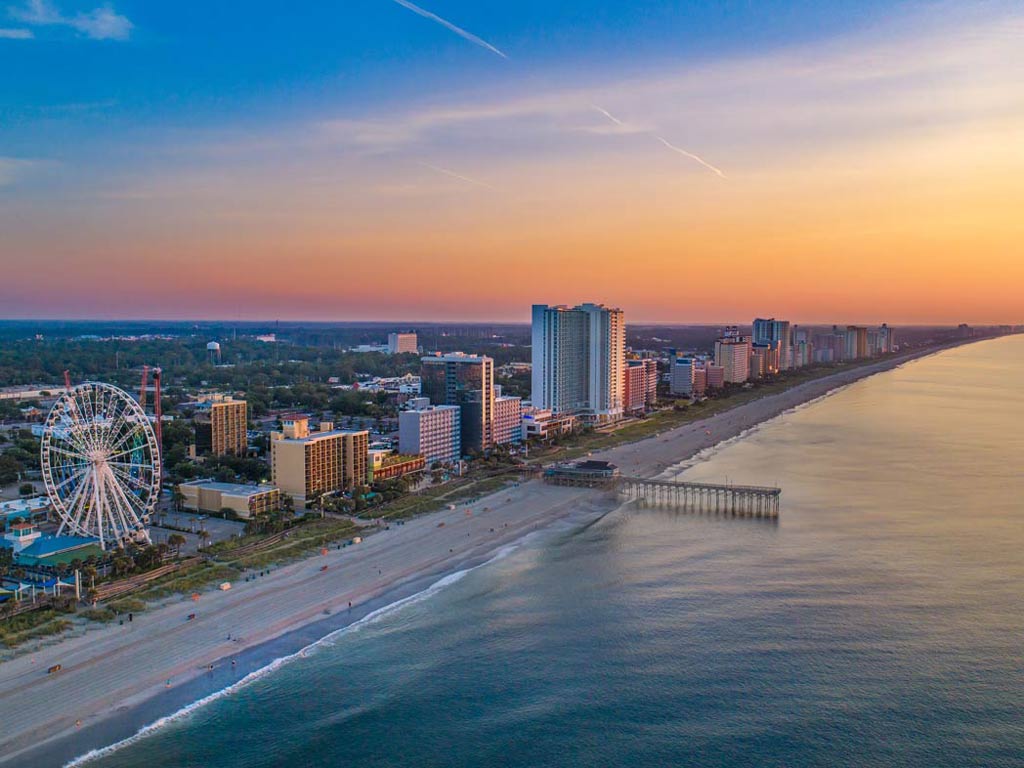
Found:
<box><xmin>40</xmin><ymin>382</ymin><xmax>160</xmax><ymax>549</ymax></box>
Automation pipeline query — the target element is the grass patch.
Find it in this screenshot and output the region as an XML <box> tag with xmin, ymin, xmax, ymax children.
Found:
<box><xmin>225</xmin><ymin>519</ymin><xmax>361</xmax><ymax>569</ymax></box>
<box><xmin>372</xmin><ymin>472</ymin><xmax>518</xmax><ymax>521</ymax></box>
<box><xmin>0</xmin><ymin>609</ymin><xmax>74</xmax><ymax>647</ymax></box>
<box><xmin>135</xmin><ymin>563</ymin><xmax>241</xmax><ymax>601</ymax></box>
<box><xmin>82</xmin><ymin>607</ymin><xmax>117</xmax><ymax>623</ymax></box>
<box><xmin>108</xmin><ymin>598</ymin><xmax>147</xmax><ymax>614</ymax></box>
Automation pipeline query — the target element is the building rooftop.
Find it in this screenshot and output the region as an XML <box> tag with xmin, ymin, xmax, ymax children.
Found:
<box><xmin>276</xmin><ymin>428</ymin><xmax>369</xmax><ymax>443</ymax></box>
<box><xmin>421</xmin><ymin>353</ymin><xmax>491</xmax><ymax>363</ymax></box>
<box><xmin>4</xmin><ymin>534</ymin><xmax>105</xmax><ymax>567</ymax></box>
<box><xmin>180</xmin><ymin>479</ymin><xmax>277</xmax><ymax>495</ymax></box>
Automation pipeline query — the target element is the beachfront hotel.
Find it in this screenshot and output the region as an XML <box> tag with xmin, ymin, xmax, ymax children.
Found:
<box><xmin>531</xmin><ymin>303</ymin><xmax>626</xmax><ymax>424</ymax></box>
<box><xmin>493</xmin><ymin>389</ymin><xmax>524</xmax><ymax>445</ymax></box>
<box><xmin>421</xmin><ymin>353</ymin><xmax>495</xmax><ymax>454</ymax></box>
<box><xmin>623</xmin><ymin>358</ymin><xmax>658</xmax><ymax>415</ymax></box>
<box><xmin>398</xmin><ymin>403</ymin><xmax>462</xmax><ymax>466</ymax></box>
<box><xmin>270</xmin><ymin>415</ymin><xmax>369</xmax><ymax>503</ymax></box>
<box><xmin>713</xmin><ymin>329</ymin><xmax>752</xmax><ymax>384</ymax></box>
<box><xmin>753</xmin><ymin>318</ymin><xmax>794</xmax><ymax>370</ymax></box>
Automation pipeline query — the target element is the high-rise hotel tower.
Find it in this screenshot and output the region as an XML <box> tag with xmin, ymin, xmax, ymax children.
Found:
<box><xmin>531</xmin><ymin>303</ymin><xmax>625</xmax><ymax>424</ymax></box>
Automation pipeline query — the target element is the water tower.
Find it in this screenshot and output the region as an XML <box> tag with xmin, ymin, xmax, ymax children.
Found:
<box><xmin>207</xmin><ymin>341</ymin><xmax>222</xmax><ymax>365</ymax></box>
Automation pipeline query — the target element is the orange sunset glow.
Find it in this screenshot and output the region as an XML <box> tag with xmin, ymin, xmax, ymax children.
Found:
<box><xmin>2</xmin><ymin>3</ymin><xmax>1021</xmax><ymax>323</ymax></box>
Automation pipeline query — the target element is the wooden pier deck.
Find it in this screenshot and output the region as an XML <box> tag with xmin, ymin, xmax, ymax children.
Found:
<box><xmin>544</xmin><ymin>469</ymin><xmax>781</xmax><ymax>519</ymax></box>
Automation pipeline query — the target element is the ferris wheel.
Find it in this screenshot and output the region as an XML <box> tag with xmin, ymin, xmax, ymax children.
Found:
<box><xmin>40</xmin><ymin>382</ymin><xmax>160</xmax><ymax>549</ymax></box>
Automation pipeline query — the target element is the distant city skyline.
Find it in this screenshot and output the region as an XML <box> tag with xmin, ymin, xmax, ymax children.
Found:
<box><xmin>2</xmin><ymin>1</ymin><xmax>1022</xmax><ymax>323</ymax></box>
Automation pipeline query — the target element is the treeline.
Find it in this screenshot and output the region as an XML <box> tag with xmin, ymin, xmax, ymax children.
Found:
<box><xmin>0</xmin><ymin>336</ymin><xmax>533</xmax><ymax>391</ymax></box>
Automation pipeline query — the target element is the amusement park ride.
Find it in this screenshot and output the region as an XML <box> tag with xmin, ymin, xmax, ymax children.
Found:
<box><xmin>39</xmin><ymin>370</ymin><xmax>164</xmax><ymax>550</ymax></box>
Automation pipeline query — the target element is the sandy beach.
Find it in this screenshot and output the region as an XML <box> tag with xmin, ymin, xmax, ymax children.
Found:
<box><xmin>0</xmin><ymin>342</ymin><xmax>972</xmax><ymax>766</ymax></box>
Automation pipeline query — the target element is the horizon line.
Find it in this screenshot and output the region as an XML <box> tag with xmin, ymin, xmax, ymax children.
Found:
<box><xmin>0</xmin><ymin>317</ymin><xmax>1019</xmax><ymax>329</ymax></box>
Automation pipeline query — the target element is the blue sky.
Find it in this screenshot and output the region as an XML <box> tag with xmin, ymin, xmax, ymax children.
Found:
<box><xmin>0</xmin><ymin>1</ymin><xmax>907</xmax><ymax>163</ymax></box>
<box><xmin>1</xmin><ymin>1</ymin><xmax>1022</xmax><ymax>322</ymax></box>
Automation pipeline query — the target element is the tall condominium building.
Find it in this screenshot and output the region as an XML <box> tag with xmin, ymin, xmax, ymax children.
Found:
<box><xmin>671</xmin><ymin>358</ymin><xmax>696</xmax><ymax>397</ymax></box>
<box><xmin>791</xmin><ymin>326</ymin><xmax>812</xmax><ymax>368</ymax></box>
<box><xmin>877</xmin><ymin>323</ymin><xmax>895</xmax><ymax>354</ymax></box>
<box><xmin>531</xmin><ymin>303</ymin><xmax>625</xmax><ymax>423</ymax></box>
<box><xmin>493</xmin><ymin>392</ymin><xmax>524</xmax><ymax>445</ymax></box>
<box><xmin>750</xmin><ymin>341</ymin><xmax>783</xmax><ymax>377</ymax></box>
<box><xmin>753</xmin><ymin>318</ymin><xmax>793</xmax><ymax>369</ymax></box>
<box><xmin>193</xmin><ymin>395</ymin><xmax>247</xmax><ymax>457</ymax></box>
<box><xmin>270</xmin><ymin>416</ymin><xmax>369</xmax><ymax>503</ymax></box>
<box><xmin>845</xmin><ymin>326</ymin><xmax>869</xmax><ymax>359</ymax></box>
<box><xmin>623</xmin><ymin>359</ymin><xmax>658</xmax><ymax>414</ymax></box>
<box><xmin>421</xmin><ymin>353</ymin><xmax>494</xmax><ymax>454</ymax></box>
<box><xmin>399</xmin><ymin>404</ymin><xmax>462</xmax><ymax>466</ymax></box>
<box><xmin>713</xmin><ymin>334</ymin><xmax>751</xmax><ymax>383</ymax></box>
<box><xmin>388</xmin><ymin>332</ymin><xmax>418</xmax><ymax>354</ymax></box>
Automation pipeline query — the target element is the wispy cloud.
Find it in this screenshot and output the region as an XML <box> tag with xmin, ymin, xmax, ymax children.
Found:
<box><xmin>0</xmin><ymin>26</ymin><xmax>32</xmax><ymax>38</ymax></box>
<box><xmin>9</xmin><ymin>0</ymin><xmax>133</xmax><ymax>40</ymax></box>
<box><xmin>389</xmin><ymin>0</ymin><xmax>506</xmax><ymax>58</ymax></box>
<box><xmin>418</xmin><ymin>161</ymin><xmax>495</xmax><ymax>189</ymax></box>
<box><xmin>0</xmin><ymin>157</ymin><xmax>38</xmax><ymax>186</ymax></box>
<box><xmin>592</xmin><ymin>104</ymin><xmax>727</xmax><ymax>178</ymax></box>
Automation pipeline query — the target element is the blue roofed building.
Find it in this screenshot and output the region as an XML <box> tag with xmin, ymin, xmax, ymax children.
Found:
<box><xmin>1</xmin><ymin>522</ymin><xmax>103</xmax><ymax>568</ymax></box>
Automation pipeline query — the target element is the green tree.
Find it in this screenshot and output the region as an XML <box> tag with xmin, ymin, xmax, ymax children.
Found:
<box><xmin>168</xmin><ymin>533</ymin><xmax>187</xmax><ymax>557</ymax></box>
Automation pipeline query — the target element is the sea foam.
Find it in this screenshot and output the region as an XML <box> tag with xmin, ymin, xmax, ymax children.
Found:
<box><xmin>64</xmin><ymin>542</ymin><xmax>521</xmax><ymax>767</ymax></box>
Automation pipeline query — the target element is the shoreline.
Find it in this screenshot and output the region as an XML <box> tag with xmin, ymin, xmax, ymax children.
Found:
<box><xmin>0</xmin><ymin>337</ymin><xmax>992</xmax><ymax>766</ymax></box>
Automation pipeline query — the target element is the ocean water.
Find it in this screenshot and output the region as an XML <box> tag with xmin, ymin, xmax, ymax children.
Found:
<box><xmin>85</xmin><ymin>337</ymin><xmax>1024</xmax><ymax>768</ymax></box>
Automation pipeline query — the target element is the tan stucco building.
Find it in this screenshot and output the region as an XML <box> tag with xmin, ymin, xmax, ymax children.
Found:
<box><xmin>270</xmin><ymin>416</ymin><xmax>369</xmax><ymax>503</ymax></box>
<box><xmin>178</xmin><ymin>480</ymin><xmax>280</xmax><ymax>519</ymax></box>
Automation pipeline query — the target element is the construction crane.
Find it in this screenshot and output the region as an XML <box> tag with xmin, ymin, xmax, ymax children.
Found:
<box><xmin>152</xmin><ymin>367</ymin><xmax>163</xmax><ymax>450</ymax></box>
<box><xmin>138</xmin><ymin>364</ymin><xmax>163</xmax><ymax>457</ymax></box>
<box><xmin>139</xmin><ymin>365</ymin><xmax>149</xmax><ymax>413</ymax></box>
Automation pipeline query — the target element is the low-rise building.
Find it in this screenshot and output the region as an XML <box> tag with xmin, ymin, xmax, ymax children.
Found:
<box><xmin>178</xmin><ymin>479</ymin><xmax>281</xmax><ymax>518</ymax></box>
<box><xmin>368</xmin><ymin>450</ymin><xmax>427</xmax><ymax>481</ymax></box>
<box><xmin>521</xmin><ymin>407</ymin><xmax>578</xmax><ymax>439</ymax></box>
<box><xmin>0</xmin><ymin>497</ymin><xmax>51</xmax><ymax>529</ymax></box>
<box><xmin>2</xmin><ymin>522</ymin><xmax>103</xmax><ymax>568</ymax></box>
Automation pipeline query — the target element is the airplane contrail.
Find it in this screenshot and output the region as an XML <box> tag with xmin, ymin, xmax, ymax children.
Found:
<box><xmin>654</xmin><ymin>136</ymin><xmax>727</xmax><ymax>179</ymax></box>
<box><xmin>419</xmin><ymin>161</ymin><xmax>495</xmax><ymax>189</ymax></box>
<box><xmin>389</xmin><ymin>0</ymin><xmax>507</xmax><ymax>59</ymax></box>
<box><xmin>592</xmin><ymin>103</ymin><xmax>727</xmax><ymax>179</ymax></box>
<box><xmin>590</xmin><ymin>104</ymin><xmax>624</xmax><ymax>125</ymax></box>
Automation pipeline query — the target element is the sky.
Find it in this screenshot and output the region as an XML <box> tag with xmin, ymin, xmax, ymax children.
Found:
<box><xmin>1</xmin><ymin>0</ymin><xmax>1022</xmax><ymax>324</ymax></box>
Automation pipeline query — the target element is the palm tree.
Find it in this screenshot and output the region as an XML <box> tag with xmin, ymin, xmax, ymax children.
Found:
<box><xmin>83</xmin><ymin>564</ymin><xmax>98</xmax><ymax>593</ymax></box>
<box><xmin>168</xmin><ymin>533</ymin><xmax>187</xmax><ymax>557</ymax></box>
<box><xmin>171</xmin><ymin>487</ymin><xmax>186</xmax><ymax>512</ymax></box>
<box><xmin>112</xmin><ymin>555</ymin><xmax>133</xmax><ymax>578</ymax></box>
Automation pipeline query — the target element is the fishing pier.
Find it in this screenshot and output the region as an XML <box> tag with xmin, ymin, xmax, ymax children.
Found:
<box><xmin>544</xmin><ymin>461</ymin><xmax>781</xmax><ymax>519</ymax></box>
